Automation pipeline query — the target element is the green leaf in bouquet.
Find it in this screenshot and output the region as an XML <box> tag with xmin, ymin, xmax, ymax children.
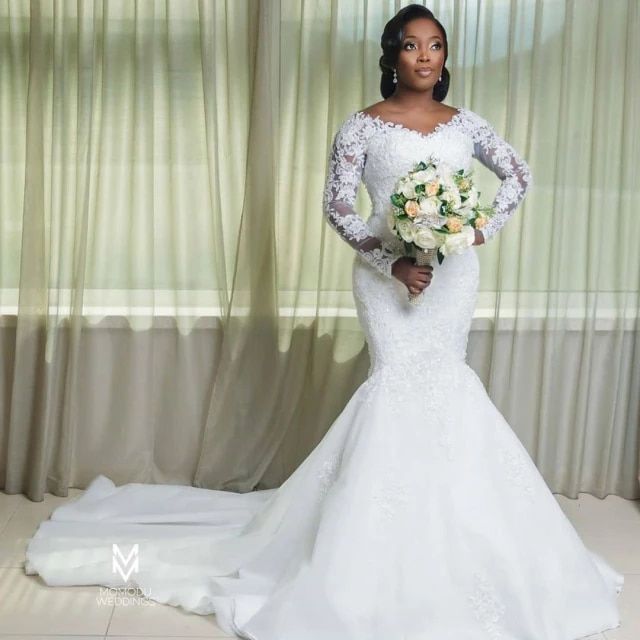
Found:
<box><xmin>415</xmin><ymin>184</ymin><xmax>425</xmax><ymax>195</ymax></box>
<box><xmin>415</xmin><ymin>161</ymin><xmax>427</xmax><ymax>171</ymax></box>
<box><xmin>437</xmin><ymin>248</ymin><xmax>445</xmax><ymax>264</ymax></box>
<box><xmin>390</xmin><ymin>193</ymin><xmax>406</xmax><ymax>207</ymax></box>
<box><xmin>475</xmin><ymin>204</ymin><xmax>495</xmax><ymax>218</ymax></box>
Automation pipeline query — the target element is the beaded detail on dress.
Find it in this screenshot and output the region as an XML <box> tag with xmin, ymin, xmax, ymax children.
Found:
<box><xmin>468</xmin><ymin>570</ymin><xmax>508</xmax><ymax>639</ymax></box>
<box><xmin>317</xmin><ymin>454</ymin><xmax>340</xmax><ymax>499</ymax></box>
<box><xmin>497</xmin><ymin>443</ymin><xmax>536</xmax><ymax>501</ymax></box>
<box><xmin>371</xmin><ymin>476</ymin><xmax>411</xmax><ymax>522</ymax></box>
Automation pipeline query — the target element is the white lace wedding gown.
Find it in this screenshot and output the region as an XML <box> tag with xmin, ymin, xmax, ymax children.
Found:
<box><xmin>24</xmin><ymin>107</ymin><xmax>624</xmax><ymax>640</ymax></box>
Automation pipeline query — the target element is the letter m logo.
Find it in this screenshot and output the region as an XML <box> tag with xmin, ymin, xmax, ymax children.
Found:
<box><xmin>112</xmin><ymin>543</ymin><xmax>139</xmax><ymax>582</ymax></box>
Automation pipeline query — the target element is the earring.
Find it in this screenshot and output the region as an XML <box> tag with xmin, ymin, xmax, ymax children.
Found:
<box><xmin>393</xmin><ymin>68</ymin><xmax>397</xmax><ymax>84</ymax></box>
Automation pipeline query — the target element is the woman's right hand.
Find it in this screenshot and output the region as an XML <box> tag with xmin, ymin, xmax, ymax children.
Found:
<box><xmin>391</xmin><ymin>257</ymin><xmax>433</xmax><ymax>295</ymax></box>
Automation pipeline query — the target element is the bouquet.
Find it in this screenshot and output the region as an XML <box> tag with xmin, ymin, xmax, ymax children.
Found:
<box><xmin>387</xmin><ymin>157</ymin><xmax>495</xmax><ymax>304</ymax></box>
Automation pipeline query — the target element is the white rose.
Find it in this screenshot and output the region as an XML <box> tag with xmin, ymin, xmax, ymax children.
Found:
<box><xmin>464</xmin><ymin>188</ymin><xmax>479</xmax><ymax>208</ymax></box>
<box><xmin>418</xmin><ymin>196</ymin><xmax>440</xmax><ymax>217</ymax></box>
<box><xmin>437</xmin><ymin>167</ymin><xmax>455</xmax><ymax>184</ymax></box>
<box><xmin>440</xmin><ymin>225</ymin><xmax>475</xmax><ymax>256</ymax></box>
<box><xmin>412</xmin><ymin>167</ymin><xmax>436</xmax><ymax>183</ymax></box>
<box><xmin>441</xmin><ymin>189</ymin><xmax>462</xmax><ymax>210</ymax></box>
<box><xmin>396</xmin><ymin>219</ymin><xmax>415</xmax><ymax>243</ymax></box>
<box><xmin>457</xmin><ymin>205</ymin><xmax>474</xmax><ymax>223</ymax></box>
<box><xmin>400</xmin><ymin>180</ymin><xmax>418</xmax><ymax>199</ymax></box>
<box><xmin>413</xmin><ymin>226</ymin><xmax>438</xmax><ymax>250</ymax></box>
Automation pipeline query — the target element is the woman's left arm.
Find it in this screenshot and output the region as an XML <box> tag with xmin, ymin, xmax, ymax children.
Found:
<box><xmin>469</xmin><ymin>112</ymin><xmax>533</xmax><ymax>244</ymax></box>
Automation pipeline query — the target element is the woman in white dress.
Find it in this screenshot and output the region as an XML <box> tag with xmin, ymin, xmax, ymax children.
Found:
<box><xmin>25</xmin><ymin>4</ymin><xmax>623</xmax><ymax>639</ymax></box>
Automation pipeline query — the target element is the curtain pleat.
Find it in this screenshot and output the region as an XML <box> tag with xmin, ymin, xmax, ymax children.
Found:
<box><xmin>0</xmin><ymin>0</ymin><xmax>638</xmax><ymax>500</ymax></box>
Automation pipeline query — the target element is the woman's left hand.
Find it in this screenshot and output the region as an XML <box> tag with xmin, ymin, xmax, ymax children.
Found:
<box><xmin>473</xmin><ymin>228</ymin><xmax>485</xmax><ymax>246</ymax></box>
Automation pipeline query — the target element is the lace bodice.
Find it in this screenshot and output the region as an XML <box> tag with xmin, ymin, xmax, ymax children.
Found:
<box><xmin>322</xmin><ymin>107</ymin><xmax>533</xmax><ymax>278</ymax></box>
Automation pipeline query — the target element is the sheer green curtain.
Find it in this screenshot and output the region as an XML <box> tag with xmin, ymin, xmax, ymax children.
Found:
<box><xmin>0</xmin><ymin>0</ymin><xmax>638</xmax><ymax>500</ymax></box>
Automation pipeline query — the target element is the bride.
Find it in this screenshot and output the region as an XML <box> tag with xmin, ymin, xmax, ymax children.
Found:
<box><xmin>25</xmin><ymin>5</ymin><xmax>623</xmax><ymax>640</ymax></box>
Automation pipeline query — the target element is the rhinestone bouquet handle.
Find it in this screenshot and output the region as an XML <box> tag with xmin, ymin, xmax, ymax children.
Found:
<box><xmin>408</xmin><ymin>247</ymin><xmax>437</xmax><ymax>305</ymax></box>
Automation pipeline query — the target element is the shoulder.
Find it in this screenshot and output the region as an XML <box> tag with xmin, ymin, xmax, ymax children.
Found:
<box><xmin>337</xmin><ymin>99</ymin><xmax>407</xmax><ymax>135</ymax></box>
<box><xmin>456</xmin><ymin>106</ymin><xmax>490</xmax><ymax>126</ymax></box>
<box><xmin>454</xmin><ymin>107</ymin><xmax>498</xmax><ymax>143</ymax></box>
<box><xmin>330</xmin><ymin>109</ymin><xmax>378</xmax><ymax>149</ymax></box>
<box><xmin>356</xmin><ymin>100</ymin><xmax>389</xmax><ymax>119</ymax></box>
<box><xmin>437</xmin><ymin>103</ymin><xmax>461</xmax><ymax>120</ymax></box>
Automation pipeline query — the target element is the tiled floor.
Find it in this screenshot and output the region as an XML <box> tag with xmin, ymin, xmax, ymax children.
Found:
<box><xmin>0</xmin><ymin>487</ymin><xmax>638</xmax><ymax>639</ymax></box>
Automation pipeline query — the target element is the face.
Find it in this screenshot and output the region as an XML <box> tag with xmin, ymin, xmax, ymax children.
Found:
<box><xmin>395</xmin><ymin>17</ymin><xmax>446</xmax><ymax>92</ymax></box>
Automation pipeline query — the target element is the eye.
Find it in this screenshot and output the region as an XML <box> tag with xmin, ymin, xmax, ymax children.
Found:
<box><xmin>403</xmin><ymin>41</ymin><xmax>442</xmax><ymax>50</ymax></box>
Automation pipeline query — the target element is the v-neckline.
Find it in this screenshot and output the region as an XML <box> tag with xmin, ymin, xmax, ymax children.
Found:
<box><xmin>356</xmin><ymin>107</ymin><xmax>464</xmax><ymax>141</ymax></box>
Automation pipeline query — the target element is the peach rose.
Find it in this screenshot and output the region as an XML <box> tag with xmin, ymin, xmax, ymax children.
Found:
<box><xmin>425</xmin><ymin>180</ymin><xmax>440</xmax><ymax>196</ymax></box>
<box><xmin>446</xmin><ymin>217</ymin><xmax>463</xmax><ymax>233</ymax></box>
<box><xmin>404</xmin><ymin>200</ymin><xmax>420</xmax><ymax>218</ymax></box>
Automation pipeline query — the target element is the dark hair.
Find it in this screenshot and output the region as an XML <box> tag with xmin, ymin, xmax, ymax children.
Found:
<box><xmin>378</xmin><ymin>4</ymin><xmax>450</xmax><ymax>101</ymax></box>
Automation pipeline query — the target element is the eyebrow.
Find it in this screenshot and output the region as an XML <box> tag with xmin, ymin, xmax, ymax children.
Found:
<box><xmin>403</xmin><ymin>35</ymin><xmax>441</xmax><ymax>40</ymax></box>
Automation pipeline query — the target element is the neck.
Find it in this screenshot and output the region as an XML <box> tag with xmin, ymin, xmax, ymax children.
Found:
<box><xmin>385</xmin><ymin>89</ymin><xmax>440</xmax><ymax>112</ymax></box>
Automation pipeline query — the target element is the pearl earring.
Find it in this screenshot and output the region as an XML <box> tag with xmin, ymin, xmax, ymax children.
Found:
<box><xmin>393</xmin><ymin>68</ymin><xmax>397</xmax><ymax>84</ymax></box>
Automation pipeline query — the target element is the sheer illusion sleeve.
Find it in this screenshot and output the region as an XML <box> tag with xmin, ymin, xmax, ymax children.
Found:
<box><xmin>469</xmin><ymin>112</ymin><xmax>533</xmax><ymax>242</ymax></box>
<box><xmin>322</xmin><ymin>116</ymin><xmax>403</xmax><ymax>278</ymax></box>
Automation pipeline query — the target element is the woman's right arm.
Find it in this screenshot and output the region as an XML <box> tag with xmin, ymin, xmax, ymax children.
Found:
<box><xmin>322</xmin><ymin>116</ymin><xmax>403</xmax><ymax>279</ymax></box>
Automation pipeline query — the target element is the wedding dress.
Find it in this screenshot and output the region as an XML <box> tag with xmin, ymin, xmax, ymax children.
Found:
<box><xmin>24</xmin><ymin>107</ymin><xmax>624</xmax><ymax>640</ymax></box>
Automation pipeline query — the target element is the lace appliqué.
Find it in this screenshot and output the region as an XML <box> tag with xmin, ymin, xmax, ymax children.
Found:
<box><xmin>497</xmin><ymin>443</ymin><xmax>535</xmax><ymax>501</ymax></box>
<box><xmin>323</xmin><ymin>116</ymin><xmax>403</xmax><ymax>279</ymax></box>
<box><xmin>358</xmin><ymin>245</ymin><xmax>402</xmax><ymax>277</ymax></box>
<box><xmin>316</xmin><ymin>453</ymin><xmax>340</xmax><ymax>500</ymax></box>
<box><xmin>330</xmin><ymin>212</ymin><xmax>372</xmax><ymax>242</ymax></box>
<box><xmin>372</xmin><ymin>478</ymin><xmax>411</xmax><ymax>523</ymax></box>
<box><xmin>468</xmin><ymin>570</ymin><xmax>507</xmax><ymax>639</ymax></box>
<box><xmin>360</xmin><ymin>350</ymin><xmax>459</xmax><ymax>463</ymax></box>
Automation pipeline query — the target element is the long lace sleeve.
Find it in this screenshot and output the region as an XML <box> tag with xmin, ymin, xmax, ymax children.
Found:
<box><xmin>468</xmin><ymin>112</ymin><xmax>533</xmax><ymax>242</ymax></box>
<box><xmin>322</xmin><ymin>116</ymin><xmax>403</xmax><ymax>278</ymax></box>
